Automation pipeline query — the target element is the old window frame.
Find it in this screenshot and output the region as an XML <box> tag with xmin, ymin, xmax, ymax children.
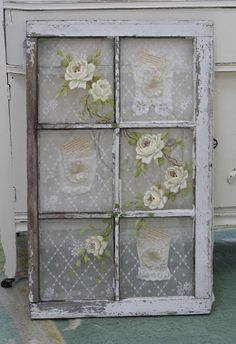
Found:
<box><xmin>27</xmin><ymin>20</ymin><xmax>213</xmax><ymax>318</ymax></box>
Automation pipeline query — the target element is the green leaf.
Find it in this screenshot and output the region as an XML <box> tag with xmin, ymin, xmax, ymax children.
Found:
<box><xmin>128</xmin><ymin>139</ymin><xmax>137</xmax><ymax>146</ymax></box>
<box><xmin>79</xmin><ymin>248</ymin><xmax>86</xmax><ymax>256</ymax></box>
<box><xmin>184</xmin><ymin>161</ymin><xmax>193</xmax><ymax>174</ymax></box>
<box><xmin>157</xmin><ymin>157</ymin><xmax>165</xmax><ymax>166</ymax></box>
<box><xmin>154</xmin><ymin>181</ymin><xmax>161</xmax><ymax>189</ymax></box>
<box><xmin>98</xmin><ymin>264</ymin><xmax>106</xmax><ymax>273</ymax></box>
<box><xmin>132</xmin><ymin>229</ymin><xmax>140</xmax><ymax>237</ymax></box>
<box><xmin>94</xmin><ymin>48</ymin><xmax>101</xmax><ymax>58</ymax></box>
<box><xmin>175</xmin><ymin>138</ymin><xmax>183</xmax><ymax>145</ymax></box>
<box><xmin>133</xmin><ymin>166</ymin><xmax>142</xmax><ymax>177</ymax></box>
<box><xmin>75</xmin><ymin>259</ymin><xmax>81</xmax><ymax>268</ymax></box>
<box><xmin>79</xmin><ymin>227</ymin><xmax>86</xmax><ymax>234</ymax></box>
<box><xmin>163</xmin><ymin>146</ymin><xmax>172</xmax><ymax>154</ymax></box>
<box><xmin>60</xmin><ymin>59</ymin><xmax>69</xmax><ymax>68</ymax></box>
<box><xmin>135</xmin><ymin>201</ymin><xmax>143</xmax><ymax>209</ymax></box>
<box><xmin>105</xmin><ymin>98</ymin><xmax>113</xmax><ymax>105</ymax></box>
<box><xmin>96</xmin><ymin>277</ymin><xmax>102</xmax><ymax>284</ymax></box>
<box><xmin>92</xmin><ymin>75</ymin><xmax>101</xmax><ymax>82</ymax></box>
<box><xmin>84</xmin><ymin>255</ymin><xmax>89</xmax><ymax>264</ymax></box>
<box><xmin>104</xmin><ymin>249</ymin><xmax>111</xmax><ymax>257</ymax></box>
<box><xmin>169</xmin><ymin>193</ymin><xmax>177</xmax><ymax>202</ymax></box>
<box><xmin>56</xmin><ymin>49</ymin><xmax>64</xmax><ymax>57</ymax></box>
<box><xmin>135</xmin><ymin>219</ymin><xmax>143</xmax><ymax>231</ymax></box>
<box><xmin>55</xmin><ymin>89</ymin><xmax>62</xmax><ymax>98</ymax></box>
<box><xmin>161</xmin><ymin>132</ymin><xmax>168</xmax><ymax>140</ymax></box>
<box><xmin>135</xmin><ymin>192</ymin><xmax>144</xmax><ymax>209</ymax></box>
<box><xmin>80</xmin><ymin>96</ymin><xmax>87</xmax><ymax>106</ymax></box>
<box><xmin>63</xmin><ymin>87</ymin><xmax>69</xmax><ymax>96</ymax></box>
<box><xmin>136</xmin><ymin>192</ymin><xmax>143</xmax><ymax>199</ymax></box>
<box><xmin>115</xmin><ymin>203</ymin><xmax>120</xmax><ymax>209</ymax></box>
<box><xmin>124</xmin><ymin>201</ymin><xmax>132</xmax><ymax>209</ymax></box>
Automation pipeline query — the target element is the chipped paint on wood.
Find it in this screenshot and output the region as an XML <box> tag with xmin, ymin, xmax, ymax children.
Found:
<box><xmin>195</xmin><ymin>35</ymin><xmax>214</xmax><ymax>299</ymax></box>
<box><xmin>26</xmin><ymin>40</ymin><xmax>36</xmax><ymax>65</ymax></box>
<box><xmin>119</xmin><ymin>121</ymin><xmax>195</xmax><ymax>128</ymax></box>
<box><xmin>30</xmin><ymin>296</ymin><xmax>214</xmax><ymax>319</ymax></box>
<box><xmin>26</xmin><ymin>20</ymin><xmax>213</xmax><ymax>38</ymax></box>
<box><xmin>26</xmin><ymin>37</ymin><xmax>40</xmax><ymax>303</ymax></box>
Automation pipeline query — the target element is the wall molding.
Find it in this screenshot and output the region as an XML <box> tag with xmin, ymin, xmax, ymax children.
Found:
<box><xmin>4</xmin><ymin>0</ymin><xmax>236</xmax><ymax>10</ymax></box>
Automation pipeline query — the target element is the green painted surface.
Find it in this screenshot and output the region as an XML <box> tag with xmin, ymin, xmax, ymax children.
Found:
<box><xmin>1</xmin><ymin>229</ymin><xmax>236</xmax><ymax>343</ymax></box>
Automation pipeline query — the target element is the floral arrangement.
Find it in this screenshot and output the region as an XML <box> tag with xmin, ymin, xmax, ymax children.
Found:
<box><xmin>124</xmin><ymin>130</ymin><xmax>192</xmax><ymax>212</ymax></box>
<box><xmin>71</xmin><ymin>219</ymin><xmax>112</xmax><ymax>279</ymax></box>
<box><xmin>56</xmin><ymin>49</ymin><xmax>113</xmax><ymax>123</ymax></box>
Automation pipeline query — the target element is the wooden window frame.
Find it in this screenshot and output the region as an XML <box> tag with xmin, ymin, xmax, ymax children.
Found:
<box><xmin>26</xmin><ymin>20</ymin><xmax>214</xmax><ymax>318</ymax></box>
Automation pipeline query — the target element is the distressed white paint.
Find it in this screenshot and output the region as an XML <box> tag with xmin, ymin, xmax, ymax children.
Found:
<box><xmin>27</xmin><ymin>20</ymin><xmax>213</xmax><ymax>37</ymax></box>
<box><xmin>119</xmin><ymin>121</ymin><xmax>195</xmax><ymax>128</ymax></box>
<box><xmin>195</xmin><ymin>36</ymin><xmax>214</xmax><ymax>299</ymax></box>
<box><xmin>0</xmin><ymin>0</ymin><xmax>16</xmax><ymax>277</ymax></box>
<box><xmin>122</xmin><ymin>209</ymin><xmax>195</xmax><ymax>218</ymax></box>
<box><xmin>30</xmin><ymin>296</ymin><xmax>214</xmax><ymax>319</ymax></box>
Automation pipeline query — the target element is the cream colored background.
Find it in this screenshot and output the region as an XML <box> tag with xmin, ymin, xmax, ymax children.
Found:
<box><xmin>1</xmin><ymin>0</ymin><xmax>236</xmax><ymax>276</ymax></box>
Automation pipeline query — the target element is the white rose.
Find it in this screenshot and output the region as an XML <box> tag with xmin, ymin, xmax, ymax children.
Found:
<box><xmin>89</xmin><ymin>79</ymin><xmax>112</xmax><ymax>102</ymax></box>
<box><xmin>65</xmin><ymin>58</ymin><xmax>95</xmax><ymax>90</ymax></box>
<box><xmin>144</xmin><ymin>186</ymin><xmax>168</xmax><ymax>210</ymax></box>
<box><xmin>136</xmin><ymin>134</ymin><xmax>165</xmax><ymax>164</ymax></box>
<box><xmin>164</xmin><ymin>166</ymin><xmax>188</xmax><ymax>193</ymax></box>
<box><xmin>85</xmin><ymin>235</ymin><xmax>108</xmax><ymax>257</ymax></box>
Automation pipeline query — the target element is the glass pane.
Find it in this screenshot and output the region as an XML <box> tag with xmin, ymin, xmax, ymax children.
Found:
<box><xmin>38</xmin><ymin>38</ymin><xmax>114</xmax><ymax>124</ymax></box>
<box><xmin>38</xmin><ymin>129</ymin><xmax>113</xmax><ymax>213</ymax></box>
<box><xmin>120</xmin><ymin>217</ymin><xmax>194</xmax><ymax>298</ymax></box>
<box><xmin>120</xmin><ymin>128</ymin><xmax>193</xmax><ymax>211</ymax></box>
<box><xmin>120</xmin><ymin>38</ymin><xmax>194</xmax><ymax>122</ymax></box>
<box><xmin>40</xmin><ymin>219</ymin><xmax>114</xmax><ymax>301</ymax></box>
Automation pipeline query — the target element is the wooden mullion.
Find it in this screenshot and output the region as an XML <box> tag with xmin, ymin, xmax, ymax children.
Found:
<box><xmin>119</xmin><ymin>121</ymin><xmax>195</xmax><ymax>129</ymax></box>
<box><xmin>113</xmin><ymin>36</ymin><xmax>120</xmax><ymax>300</ymax></box>
<box><xmin>27</xmin><ymin>37</ymin><xmax>40</xmax><ymax>303</ymax></box>
<box><xmin>37</xmin><ymin>123</ymin><xmax>114</xmax><ymax>130</ymax></box>
<box><xmin>121</xmin><ymin>209</ymin><xmax>195</xmax><ymax>218</ymax></box>
<box><xmin>39</xmin><ymin>213</ymin><xmax>113</xmax><ymax>220</ymax></box>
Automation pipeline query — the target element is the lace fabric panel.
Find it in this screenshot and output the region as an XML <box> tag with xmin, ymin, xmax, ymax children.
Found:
<box><xmin>120</xmin><ymin>38</ymin><xmax>194</xmax><ymax>122</ymax></box>
<box><xmin>38</xmin><ymin>38</ymin><xmax>114</xmax><ymax>124</ymax></box>
<box><xmin>39</xmin><ymin>219</ymin><xmax>114</xmax><ymax>301</ymax></box>
<box><xmin>120</xmin><ymin>217</ymin><xmax>194</xmax><ymax>299</ymax></box>
<box><xmin>120</xmin><ymin>128</ymin><xmax>193</xmax><ymax>211</ymax></box>
<box><xmin>38</xmin><ymin>130</ymin><xmax>113</xmax><ymax>212</ymax></box>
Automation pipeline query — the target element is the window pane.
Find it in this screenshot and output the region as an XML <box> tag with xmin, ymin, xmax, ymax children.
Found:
<box><xmin>120</xmin><ymin>217</ymin><xmax>194</xmax><ymax>298</ymax></box>
<box><xmin>120</xmin><ymin>38</ymin><xmax>194</xmax><ymax>122</ymax></box>
<box><xmin>38</xmin><ymin>38</ymin><xmax>114</xmax><ymax>124</ymax></box>
<box><xmin>38</xmin><ymin>129</ymin><xmax>113</xmax><ymax>212</ymax></box>
<box><xmin>39</xmin><ymin>219</ymin><xmax>114</xmax><ymax>301</ymax></box>
<box><xmin>120</xmin><ymin>128</ymin><xmax>194</xmax><ymax>211</ymax></box>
